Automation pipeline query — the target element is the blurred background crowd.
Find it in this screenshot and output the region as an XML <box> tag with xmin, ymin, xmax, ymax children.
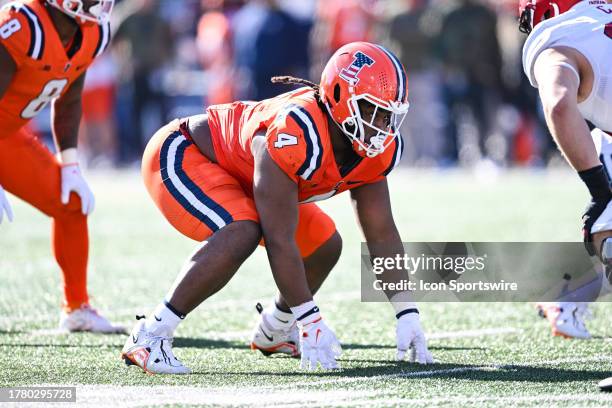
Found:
<box><xmin>13</xmin><ymin>0</ymin><xmax>560</xmax><ymax>169</ymax></box>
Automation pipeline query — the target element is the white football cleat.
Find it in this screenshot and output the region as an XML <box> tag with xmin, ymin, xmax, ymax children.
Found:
<box><xmin>121</xmin><ymin>317</ymin><xmax>191</xmax><ymax>374</ymax></box>
<box><xmin>59</xmin><ymin>304</ymin><xmax>125</xmax><ymax>333</ymax></box>
<box><xmin>251</xmin><ymin>304</ymin><xmax>299</xmax><ymax>357</ymax></box>
<box><xmin>536</xmin><ymin>302</ymin><xmax>592</xmax><ymax>339</ymax></box>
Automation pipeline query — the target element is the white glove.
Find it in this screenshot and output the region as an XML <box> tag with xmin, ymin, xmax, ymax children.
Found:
<box><xmin>61</xmin><ymin>164</ymin><xmax>95</xmax><ymax>215</ymax></box>
<box><xmin>0</xmin><ymin>184</ymin><xmax>14</xmax><ymax>224</ymax></box>
<box><xmin>396</xmin><ymin>312</ymin><xmax>433</xmax><ymax>364</ymax></box>
<box><xmin>292</xmin><ymin>302</ymin><xmax>342</xmax><ymax>371</ymax></box>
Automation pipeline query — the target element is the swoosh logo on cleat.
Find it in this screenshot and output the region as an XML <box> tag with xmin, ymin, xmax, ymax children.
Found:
<box><xmin>154</xmin><ymin>315</ymin><xmax>162</xmax><ymax>322</ymax></box>
<box><xmin>274</xmin><ymin>316</ymin><xmax>289</xmax><ymax>324</ymax></box>
<box><xmin>132</xmin><ymin>335</ymin><xmax>138</xmax><ymax>343</ymax></box>
<box><xmin>260</xmin><ymin>327</ymin><xmax>274</xmax><ymax>342</ymax></box>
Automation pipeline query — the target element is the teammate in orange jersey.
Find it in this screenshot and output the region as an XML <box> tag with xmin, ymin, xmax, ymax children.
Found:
<box><xmin>122</xmin><ymin>42</ymin><xmax>433</xmax><ymax>374</ymax></box>
<box><xmin>0</xmin><ymin>0</ymin><xmax>122</xmax><ymax>333</ymax></box>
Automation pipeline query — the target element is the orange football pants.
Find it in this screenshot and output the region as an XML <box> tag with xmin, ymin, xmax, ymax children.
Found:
<box><xmin>142</xmin><ymin>120</ymin><xmax>336</xmax><ymax>258</ymax></box>
<box><xmin>0</xmin><ymin>128</ymin><xmax>89</xmax><ymax>311</ymax></box>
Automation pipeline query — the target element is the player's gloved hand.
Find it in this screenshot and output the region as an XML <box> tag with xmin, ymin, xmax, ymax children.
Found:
<box><xmin>579</xmin><ymin>165</ymin><xmax>612</xmax><ymax>255</ymax></box>
<box><xmin>61</xmin><ymin>164</ymin><xmax>95</xmax><ymax>215</ymax></box>
<box><xmin>582</xmin><ymin>197</ymin><xmax>611</xmax><ymax>254</ymax></box>
<box><xmin>396</xmin><ymin>311</ymin><xmax>433</xmax><ymax>364</ymax></box>
<box><xmin>292</xmin><ymin>302</ymin><xmax>341</xmax><ymax>370</ymax></box>
<box><xmin>0</xmin><ymin>184</ymin><xmax>14</xmax><ymax>224</ymax></box>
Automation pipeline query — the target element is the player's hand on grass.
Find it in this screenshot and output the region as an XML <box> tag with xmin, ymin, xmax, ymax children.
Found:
<box><xmin>396</xmin><ymin>312</ymin><xmax>433</xmax><ymax>364</ymax></box>
<box><xmin>61</xmin><ymin>164</ymin><xmax>95</xmax><ymax>215</ymax></box>
<box><xmin>298</xmin><ymin>312</ymin><xmax>342</xmax><ymax>371</ymax></box>
<box><xmin>0</xmin><ymin>184</ymin><xmax>14</xmax><ymax>224</ymax></box>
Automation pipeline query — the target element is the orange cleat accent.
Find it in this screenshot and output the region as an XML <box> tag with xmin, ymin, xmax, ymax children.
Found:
<box><xmin>250</xmin><ymin>341</ymin><xmax>299</xmax><ymax>357</ymax></box>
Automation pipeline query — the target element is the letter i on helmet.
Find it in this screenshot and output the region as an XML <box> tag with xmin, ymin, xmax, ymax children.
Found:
<box><xmin>45</xmin><ymin>0</ymin><xmax>114</xmax><ymax>25</ymax></box>
<box><xmin>319</xmin><ymin>42</ymin><xmax>410</xmax><ymax>158</ymax></box>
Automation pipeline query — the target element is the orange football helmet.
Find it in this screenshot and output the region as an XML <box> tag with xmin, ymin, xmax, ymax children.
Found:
<box><xmin>46</xmin><ymin>0</ymin><xmax>114</xmax><ymax>25</ymax></box>
<box><xmin>320</xmin><ymin>42</ymin><xmax>409</xmax><ymax>158</ymax></box>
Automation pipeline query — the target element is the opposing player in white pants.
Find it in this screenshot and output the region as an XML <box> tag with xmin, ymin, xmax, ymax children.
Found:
<box><xmin>536</xmin><ymin>130</ymin><xmax>612</xmax><ymax>339</ymax></box>
<box><xmin>520</xmin><ymin>0</ymin><xmax>612</xmax><ymax>342</ymax></box>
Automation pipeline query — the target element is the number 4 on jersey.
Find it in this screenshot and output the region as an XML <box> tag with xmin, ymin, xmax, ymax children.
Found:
<box><xmin>274</xmin><ymin>133</ymin><xmax>298</xmax><ymax>148</ymax></box>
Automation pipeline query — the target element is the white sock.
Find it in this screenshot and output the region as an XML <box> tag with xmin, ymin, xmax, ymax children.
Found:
<box><xmin>265</xmin><ymin>302</ymin><xmax>295</xmax><ymax>330</ymax></box>
<box><xmin>144</xmin><ymin>302</ymin><xmax>184</xmax><ymax>335</ymax></box>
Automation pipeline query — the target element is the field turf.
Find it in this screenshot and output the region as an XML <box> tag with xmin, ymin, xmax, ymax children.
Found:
<box><xmin>0</xmin><ymin>168</ymin><xmax>610</xmax><ymax>407</ymax></box>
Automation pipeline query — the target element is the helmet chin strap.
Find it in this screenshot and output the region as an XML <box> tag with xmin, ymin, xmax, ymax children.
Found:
<box><xmin>368</xmin><ymin>134</ymin><xmax>386</xmax><ymax>153</ymax></box>
<box><xmin>89</xmin><ymin>3</ymin><xmax>104</xmax><ymax>19</ymax></box>
<box><xmin>48</xmin><ymin>0</ymin><xmax>112</xmax><ymax>24</ymax></box>
<box><xmin>324</xmin><ymin>100</ymin><xmax>354</xmax><ymax>142</ymax></box>
<box><xmin>324</xmin><ymin>100</ymin><xmax>386</xmax><ymax>158</ymax></box>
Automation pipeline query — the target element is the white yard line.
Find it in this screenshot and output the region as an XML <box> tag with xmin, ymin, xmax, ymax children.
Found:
<box><xmin>30</xmin><ymin>382</ymin><xmax>612</xmax><ymax>408</ymax></box>
<box><xmin>269</xmin><ymin>355</ymin><xmax>612</xmax><ymax>389</ymax></box>
<box><xmin>30</xmin><ymin>384</ymin><xmax>380</xmax><ymax>408</ymax></box>
<box><xmin>333</xmin><ymin>394</ymin><xmax>612</xmax><ymax>408</ymax></box>
<box><xmin>26</xmin><ymin>356</ymin><xmax>611</xmax><ymax>406</ymax></box>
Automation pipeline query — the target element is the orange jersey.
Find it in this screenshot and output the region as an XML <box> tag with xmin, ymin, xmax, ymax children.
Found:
<box><xmin>0</xmin><ymin>0</ymin><xmax>111</xmax><ymax>136</ymax></box>
<box><xmin>207</xmin><ymin>87</ymin><xmax>403</xmax><ymax>203</ymax></box>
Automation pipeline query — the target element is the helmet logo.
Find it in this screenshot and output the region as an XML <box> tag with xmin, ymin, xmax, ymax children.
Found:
<box><xmin>339</xmin><ymin>51</ymin><xmax>375</xmax><ymax>85</ymax></box>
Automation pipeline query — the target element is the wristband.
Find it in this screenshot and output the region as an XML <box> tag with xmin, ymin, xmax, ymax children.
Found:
<box><xmin>396</xmin><ymin>308</ymin><xmax>419</xmax><ymax>319</ymax></box>
<box><xmin>390</xmin><ymin>291</ymin><xmax>417</xmax><ymax>316</ymax></box>
<box><xmin>58</xmin><ymin>148</ymin><xmax>79</xmax><ymax>165</ymax></box>
<box><xmin>578</xmin><ymin>165</ymin><xmax>611</xmax><ymax>200</ymax></box>
<box><xmin>290</xmin><ymin>300</ymin><xmax>320</xmax><ymax>325</ymax></box>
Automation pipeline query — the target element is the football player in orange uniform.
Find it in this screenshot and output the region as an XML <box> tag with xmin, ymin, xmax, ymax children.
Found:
<box><xmin>0</xmin><ymin>0</ymin><xmax>122</xmax><ymax>332</ymax></box>
<box><xmin>122</xmin><ymin>42</ymin><xmax>433</xmax><ymax>374</ymax></box>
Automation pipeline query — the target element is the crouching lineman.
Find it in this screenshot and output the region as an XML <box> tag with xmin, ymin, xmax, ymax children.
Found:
<box><xmin>520</xmin><ymin>0</ymin><xmax>612</xmax><ymax>338</ymax></box>
<box><xmin>0</xmin><ymin>0</ymin><xmax>122</xmax><ymax>332</ymax></box>
<box><xmin>121</xmin><ymin>42</ymin><xmax>434</xmax><ymax>373</ymax></box>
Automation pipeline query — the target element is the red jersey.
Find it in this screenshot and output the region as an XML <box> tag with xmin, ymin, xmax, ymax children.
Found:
<box><xmin>207</xmin><ymin>87</ymin><xmax>403</xmax><ymax>203</ymax></box>
<box><xmin>0</xmin><ymin>0</ymin><xmax>111</xmax><ymax>136</ymax></box>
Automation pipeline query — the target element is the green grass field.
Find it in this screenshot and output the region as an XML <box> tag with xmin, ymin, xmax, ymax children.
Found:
<box><xmin>0</xmin><ymin>168</ymin><xmax>611</xmax><ymax>407</ymax></box>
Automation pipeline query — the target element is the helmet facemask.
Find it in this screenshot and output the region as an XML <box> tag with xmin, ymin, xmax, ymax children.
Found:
<box><xmin>46</xmin><ymin>0</ymin><xmax>114</xmax><ymax>25</ymax></box>
<box><xmin>519</xmin><ymin>3</ymin><xmax>535</xmax><ymax>34</ymax></box>
<box><xmin>334</xmin><ymin>94</ymin><xmax>408</xmax><ymax>158</ymax></box>
<box><xmin>518</xmin><ymin>0</ymin><xmax>602</xmax><ymax>35</ymax></box>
